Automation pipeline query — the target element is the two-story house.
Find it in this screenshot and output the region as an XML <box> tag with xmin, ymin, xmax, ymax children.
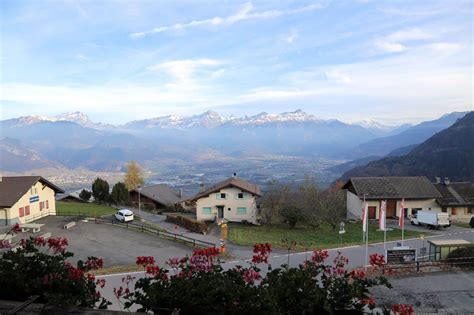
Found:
<box><xmin>342</xmin><ymin>176</ymin><xmax>442</xmax><ymax>220</ymax></box>
<box><xmin>191</xmin><ymin>176</ymin><xmax>261</xmax><ymax>224</ymax></box>
<box><xmin>0</xmin><ymin>176</ymin><xmax>64</xmax><ymax>225</ymax></box>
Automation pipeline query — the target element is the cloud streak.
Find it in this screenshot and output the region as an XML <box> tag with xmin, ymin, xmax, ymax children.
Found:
<box><xmin>130</xmin><ymin>2</ymin><xmax>322</xmax><ymax>38</ymax></box>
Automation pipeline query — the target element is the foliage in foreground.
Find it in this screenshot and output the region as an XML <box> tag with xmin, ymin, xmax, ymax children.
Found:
<box><xmin>115</xmin><ymin>245</ymin><xmax>402</xmax><ymax>314</ymax></box>
<box><xmin>0</xmin><ymin>224</ymin><xmax>109</xmax><ymax>308</ymax></box>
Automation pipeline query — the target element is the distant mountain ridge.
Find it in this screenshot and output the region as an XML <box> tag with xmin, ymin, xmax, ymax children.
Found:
<box><xmin>339</xmin><ymin>111</ymin><xmax>474</xmax><ymax>181</ymax></box>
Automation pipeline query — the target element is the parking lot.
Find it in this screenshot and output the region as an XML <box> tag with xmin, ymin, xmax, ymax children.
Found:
<box><xmin>16</xmin><ymin>216</ymin><xmax>194</xmax><ymax>267</ymax></box>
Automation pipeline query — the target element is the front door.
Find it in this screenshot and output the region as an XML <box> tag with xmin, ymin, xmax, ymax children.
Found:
<box><xmin>368</xmin><ymin>206</ymin><xmax>376</xmax><ymax>219</ymax></box>
<box><xmin>217</xmin><ymin>206</ymin><xmax>224</xmax><ymax>219</ymax></box>
<box><xmin>386</xmin><ymin>200</ymin><xmax>396</xmax><ymax>217</ymax></box>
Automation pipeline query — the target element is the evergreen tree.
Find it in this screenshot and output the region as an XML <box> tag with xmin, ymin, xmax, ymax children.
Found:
<box><xmin>79</xmin><ymin>189</ymin><xmax>92</xmax><ymax>202</ymax></box>
<box><xmin>92</xmin><ymin>178</ymin><xmax>110</xmax><ymax>204</ymax></box>
<box><xmin>111</xmin><ymin>182</ymin><xmax>130</xmax><ymax>206</ymax></box>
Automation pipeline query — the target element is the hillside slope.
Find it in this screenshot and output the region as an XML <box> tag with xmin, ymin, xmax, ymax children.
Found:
<box><xmin>340</xmin><ymin>111</ymin><xmax>474</xmax><ymax>181</ymax></box>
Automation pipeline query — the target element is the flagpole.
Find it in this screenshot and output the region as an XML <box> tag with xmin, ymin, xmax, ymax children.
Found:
<box><xmin>400</xmin><ymin>198</ymin><xmax>405</xmax><ymax>246</ymax></box>
<box><xmin>364</xmin><ymin>195</ymin><xmax>369</xmax><ymax>267</ymax></box>
<box><xmin>362</xmin><ymin>195</ymin><xmax>366</xmax><ymax>243</ymax></box>
<box><xmin>383</xmin><ymin>200</ymin><xmax>387</xmax><ymax>251</ymax></box>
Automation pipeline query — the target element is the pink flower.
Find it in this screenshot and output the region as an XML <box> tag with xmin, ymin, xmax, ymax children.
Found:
<box><xmin>243</xmin><ymin>268</ymin><xmax>261</xmax><ymax>285</ymax></box>
<box><xmin>11</xmin><ymin>223</ymin><xmax>21</xmax><ymax>234</ymax></box>
<box><xmin>192</xmin><ymin>247</ymin><xmax>220</xmax><ymax>257</ymax></box>
<box><xmin>145</xmin><ymin>265</ymin><xmax>160</xmax><ymax>276</ymax></box>
<box><xmin>349</xmin><ymin>269</ymin><xmax>366</xmax><ymax>280</ymax></box>
<box><xmin>85</xmin><ymin>257</ymin><xmax>104</xmax><ymax>270</ymax></box>
<box><xmin>369</xmin><ymin>253</ymin><xmax>385</xmax><ymax>267</ymax></box>
<box><xmin>47</xmin><ymin>237</ymin><xmax>68</xmax><ymax>254</ymax></box>
<box><xmin>252</xmin><ymin>243</ymin><xmax>272</xmax><ymax>264</ymax></box>
<box><xmin>96</xmin><ymin>278</ymin><xmax>106</xmax><ymax>288</ymax></box>
<box><xmin>0</xmin><ymin>240</ymin><xmax>11</xmax><ymax>249</ymax></box>
<box><xmin>333</xmin><ymin>251</ymin><xmax>349</xmax><ymax>268</ymax></box>
<box><xmin>33</xmin><ymin>236</ymin><xmax>46</xmax><ymax>247</ymax></box>
<box><xmin>113</xmin><ymin>286</ymin><xmax>124</xmax><ymax>299</ymax></box>
<box><xmin>392</xmin><ymin>304</ymin><xmax>414</xmax><ymax>315</ymax></box>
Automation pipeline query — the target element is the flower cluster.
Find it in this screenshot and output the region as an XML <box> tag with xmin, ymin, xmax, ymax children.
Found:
<box><xmin>192</xmin><ymin>247</ymin><xmax>220</xmax><ymax>257</ymax></box>
<box><xmin>251</xmin><ymin>243</ymin><xmax>272</xmax><ymax>264</ymax></box>
<box><xmin>11</xmin><ymin>223</ymin><xmax>21</xmax><ymax>234</ymax></box>
<box><xmin>68</xmin><ymin>267</ymin><xmax>85</xmax><ymax>280</ymax></box>
<box><xmin>391</xmin><ymin>303</ymin><xmax>414</xmax><ymax>315</ymax></box>
<box><xmin>311</xmin><ymin>249</ymin><xmax>329</xmax><ymax>264</ymax></box>
<box><xmin>0</xmin><ymin>240</ymin><xmax>11</xmax><ymax>249</ymax></box>
<box><xmin>349</xmin><ymin>269</ymin><xmax>366</xmax><ymax>280</ymax></box>
<box><xmin>361</xmin><ymin>296</ymin><xmax>376</xmax><ymax>306</ymax></box>
<box><xmin>33</xmin><ymin>236</ymin><xmax>46</xmax><ymax>247</ymax></box>
<box><xmin>242</xmin><ymin>268</ymin><xmax>261</xmax><ymax>285</ymax></box>
<box><xmin>96</xmin><ymin>278</ymin><xmax>106</xmax><ymax>288</ymax></box>
<box><xmin>136</xmin><ymin>256</ymin><xmax>155</xmax><ymax>266</ymax></box>
<box><xmin>332</xmin><ymin>251</ymin><xmax>349</xmax><ymax>268</ymax></box>
<box><xmin>369</xmin><ymin>253</ymin><xmax>385</xmax><ymax>267</ymax></box>
<box><xmin>145</xmin><ymin>265</ymin><xmax>160</xmax><ymax>276</ymax></box>
<box><xmin>47</xmin><ymin>237</ymin><xmax>68</xmax><ymax>254</ymax></box>
<box><xmin>85</xmin><ymin>257</ymin><xmax>104</xmax><ymax>270</ymax></box>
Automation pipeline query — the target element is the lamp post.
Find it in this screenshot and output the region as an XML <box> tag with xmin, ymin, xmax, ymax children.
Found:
<box><xmin>137</xmin><ymin>185</ymin><xmax>142</xmax><ymax>216</ymax></box>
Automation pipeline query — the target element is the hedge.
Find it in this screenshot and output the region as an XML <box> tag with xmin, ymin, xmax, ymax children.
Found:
<box><xmin>447</xmin><ymin>246</ymin><xmax>474</xmax><ymax>268</ymax></box>
<box><xmin>166</xmin><ymin>214</ymin><xmax>209</xmax><ymax>234</ymax></box>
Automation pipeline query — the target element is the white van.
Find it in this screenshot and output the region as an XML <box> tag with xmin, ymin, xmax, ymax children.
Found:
<box><xmin>115</xmin><ymin>209</ymin><xmax>134</xmax><ymax>222</ymax></box>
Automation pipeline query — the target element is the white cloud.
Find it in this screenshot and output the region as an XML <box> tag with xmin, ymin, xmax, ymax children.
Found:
<box><xmin>74</xmin><ymin>53</ymin><xmax>89</xmax><ymax>61</ymax></box>
<box><xmin>147</xmin><ymin>59</ymin><xmax>225</xmax><ymax>82</ymax></box>
<box><xmin>374</xmin><ymin>28</ymin><xmax>434</xmax><ymax>53</ymax></box>
<box><xmin>284</xmin><ymin>33</ymin><xmax>298</xmax><ymax>44</ymax></box>
<box><xmin>130</xmin><ymin>2</ymin><xmax>321</xmax><ymax>38</ymax></box>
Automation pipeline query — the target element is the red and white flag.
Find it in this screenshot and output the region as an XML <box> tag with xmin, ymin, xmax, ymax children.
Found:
<box><xmin>362</xmin><ymin>202</ymin><xmax>368</xmax><ymax>232</ymax></box>
<box><xmin>379</xmin><ymin>200</ymin><xmax>386</xmax><ymax>230</ymax></box>
<box><xmin>399</xmin><ymin>198</ymin><xmax>405</xmax><ymax>228</ymax></box>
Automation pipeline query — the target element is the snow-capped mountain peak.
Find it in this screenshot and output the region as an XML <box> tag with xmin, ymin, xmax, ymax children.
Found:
<box><xmin>5</xmin><ymin>112</ymin><xmax>112</xmax><ymax>129</ymax></box>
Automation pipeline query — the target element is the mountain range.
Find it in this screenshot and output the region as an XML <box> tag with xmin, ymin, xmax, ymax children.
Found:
<box><xmin>0</xmin><ymin>109</ymin><xmax>471</xmax><ymax>187</ymax></box>
<box><xmin>339</xmin><ymin>111</ymin><xmax>474</xmax><ymax>181</ymax></box>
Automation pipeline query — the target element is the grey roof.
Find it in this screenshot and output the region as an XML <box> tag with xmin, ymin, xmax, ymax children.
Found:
<box><xmin>56</xmin><ymin>188</ymin><xmax>93</xmax><ymax>202</ymax></box>
<box><xmin>342</xmin><ymin>176</ymin><xmax>441</xmax><ymax>200</ymax></box>
<box><xmin>192</xmin><ymin>176</ymin><xmax>261</xmax><ymax>201</ymax></box>
<box><xmin>434</xmin><ymin>182</ymin><xmax>474</xmax><ymax>206</ymax></box>
<box><xmin>0</xmin><ymin>176</ymin><xmax>64</xmax><ymax>207</ymax></box>
<box><xmin>132</xmin><ymin>184</ymin><xmax>186</xmax><ymax>206</ymax></box>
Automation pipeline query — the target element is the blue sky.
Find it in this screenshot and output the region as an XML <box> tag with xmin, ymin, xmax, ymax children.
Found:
<box><xmin>1</xmin><ymin>0</ymin><xmax>472</xmax><ymax>124</ymax></box>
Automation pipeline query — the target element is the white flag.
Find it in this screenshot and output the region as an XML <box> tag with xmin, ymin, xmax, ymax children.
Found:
<box><xmin>379</xmin><ymin>200</ymin><xmax>386</xmax><ymax>230</ymax></box>
<box><xmin>362</xmin><ymin>202</ymin><xmax>368</xmax><ymax>232</ymax></box>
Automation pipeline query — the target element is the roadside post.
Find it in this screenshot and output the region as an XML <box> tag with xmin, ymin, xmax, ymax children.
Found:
<box><xmin>339</xmin><ymin>221</ymin><xmax>345</xmax><ymax>244</ymax></box>
<box><xmin>419</xmin><ymin>234</ymin><xmax>426</xmax><ymax>260</ymax></box>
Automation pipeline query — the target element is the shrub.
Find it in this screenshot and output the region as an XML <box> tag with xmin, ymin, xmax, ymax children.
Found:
<box><xmin>0</xmin><ymin>227</ymin><xmax>110</xmax><ymax>308</ymax></box>
<box><xmin>447</xmin><ymin>246</ymin><xmax>474</xmax><ymax>267</ymax></box>
<box><xmin>166</xmin><ymin>214</ymin><xmax>209</xmax><ymax>234</ymax></box>
<box><xmin>469</xmin><ymin>216</ymin><xmax>474</xmax><ymax>228</ymax></box>
<box><xmin>117</xmin><ymin>246</ymin><xmax>394</xmax><ymax>314</ymax></box>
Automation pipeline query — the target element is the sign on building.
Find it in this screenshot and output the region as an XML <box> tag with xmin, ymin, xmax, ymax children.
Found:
<box><xmin>385</xmin><ymin>247</ymin><xmax>417</xmax><ymax>264</ymax></box>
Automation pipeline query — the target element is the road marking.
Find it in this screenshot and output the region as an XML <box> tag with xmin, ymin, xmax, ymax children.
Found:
<box><xmin>226</xmin><ymin>260</ymin><xmax>239</xmax><ymax>264</ymax></box>
<box><xmin>97</xmin><ymin>270</ymin><xmax>145</xmax><ymax>278</ymax></box>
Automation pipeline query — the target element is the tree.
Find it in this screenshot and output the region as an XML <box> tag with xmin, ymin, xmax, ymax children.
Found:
<box><xmin>110</xmin><ymin>182</ymin><xmax>130</xmax><ymax>206</ymax></box>
<box><xmin>92</xmin><ymin>178</ymin><xmax>110</xmax><ymax>204</ymax></box>
<box><xmin>260</xmin><ymin>180</ymin><xmax>285</xmax><ymax>225</ymax></box>
<box><xmin>279</xmin><ymin>187</ymin><xmax>305</xmax><ymax>229</ymax></box>
<box><xmin>79</xmin><ymin>189</ymin><xmax>92</xmax><ymax>202</ymax></box>
<box><xmin>298</xmin><ymin>176</ymin><xmax>323</xmax><ymax>230</ymax></box>
<box><xmin>124</xmin><ymin>161</ymin><xmax>144</xmax><ymax>191</ymax></box>
<box><xmin>319</xmin><ymin>182</ymin><xmax>346</xmax><ymax>232</ymax></box>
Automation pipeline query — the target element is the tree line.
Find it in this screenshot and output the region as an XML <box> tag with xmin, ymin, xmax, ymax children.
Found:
<box><xmin>78</xmin><ymin>161</ymin><xmax>144</xmax><ymax>206</ymax></box>
<box><xmin>260</xmin><ymin>178</ymin><xmax>346</xmax><ymax>230</ymax></box>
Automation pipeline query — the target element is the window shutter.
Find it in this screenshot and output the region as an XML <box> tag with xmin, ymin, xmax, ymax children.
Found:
<box><xmin>25</xmin><ymin>206</ymin><xmax>30</xmax><ymax>215</ymax></box>
<box><xmin>19</xmin><ymin>207</ymin><xmax>24</xmax><ymax>217</ymax></box>
<box><xmin>46</xmin><ymin>200</ymin><xmax>49</xmax><ymax>209</ymax></box>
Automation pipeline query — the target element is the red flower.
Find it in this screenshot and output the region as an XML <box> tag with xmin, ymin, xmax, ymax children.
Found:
<box><xmin>251</xmin><ymin>243</ymin><xmax>272</xmax><ymax>264</ymax></box>
<box><xmin>349</xmin><ymin>269</ymin><xmax>366</xmax><ymax>280</ymax></box>
<box><xmin>47</xmin><ymin>237</ymin><xmax>68</xmax><ymax>254</ymax></box>
<box><xmin>85</xmin><ymin>257</ymin><xmax>104</xmax><ymax>270</ymax></box>
<box><xmin>10</xmin><ymin>223</ymin><xmax>21</xmax><ymax>234</ymax></box>
<box><xmin>113</xmin><ymin>286</ymin><xmax>124</xmax><ymax>299</ymax></box>
<box><xmin>136</xmin><ymin>256</ymin><xmax>155</xmax><ymax>266</ymax></box>
<box><xmin>333</xmin><ymin>251</ymin><xmax>349</xmax><ymax>268</ymax></box>
<box><xmin>68</xmin><ymin>267</ymin><xmax>84</xmax><ymax>280</ymax></box>
<box><xmin>311</xmin><ymin>250</ymin><xmax>329</xmax><ymax>263</ymax></box>
<box><xmin>145</xmin><ymin>265</ymin><xmax>160</xmax><ymax>276</ymax></box>
<box><xmin>33</xmin><ymin>236</ymin><xmax>46</xmax><ymax>247</ymax></box>
<box><xmin>392</xmin><ymin>304</ymin><xmax>414</xmax><ymax>315</ymax></box>
<box><xmin>361</xmin><ymin>296</ymin><xmax>375</xmax><ymax>306</ymax></box>
<box><xmin>192</xmin><ymin>247</ymin><xmax>220</xmax><ymax>257</ymax></box>
<box><xmin>243</xmin><ymin>268</ymin><xmax>261</xmax><ymax>285</ymax></box>
<box><xmin>369</xmin><ymin>253</ymin><xmax>385</xmax><ymax>267</ymax></box>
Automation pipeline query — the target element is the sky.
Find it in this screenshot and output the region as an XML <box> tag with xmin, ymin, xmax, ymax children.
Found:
<box><xmin>0</xmin><ymin>0</ymin><xmax>472</xmax><ymax>125</ymax></box>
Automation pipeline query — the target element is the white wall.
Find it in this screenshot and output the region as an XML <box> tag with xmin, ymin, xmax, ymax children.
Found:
<box><xmin>2</xmin><ymin>181</ymin><xmax>57</xmax><ymax>225</ymax></box>
<box><xmin>196</xmin><ymin>187</ymin><xmax>258</xmax><ymax>224</ymax></box>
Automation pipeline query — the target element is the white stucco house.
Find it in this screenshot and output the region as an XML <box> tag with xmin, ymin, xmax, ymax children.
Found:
<box><xmin>433</xmin><ymin>178</ymin><xmax>474</xmax><ymax>220</ymax></box>
<box><xmin>191</xmin><ymin>176</ymin><xmax>261</xmax><ymax>224</ymax></box>
<box><xmin>342</xmin><ymin>176</ymin><xmax>442</xmax><ymax>220</ymax></box>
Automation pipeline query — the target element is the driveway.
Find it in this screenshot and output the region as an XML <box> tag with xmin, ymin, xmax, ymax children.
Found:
<box><xmin>19</xmin><ymin>216</ymin><xmax>193</xmax><ymax>266</ymax></box>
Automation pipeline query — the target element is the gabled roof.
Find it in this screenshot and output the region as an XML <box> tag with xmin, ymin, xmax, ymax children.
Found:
<box><xmin>434</xmin><ymin>182</ymin><xmax>474</xmax><ymax>206</ymax></box>
<box><xmin>131</xmin><ymin>184</ymin><xmax>186</xmax><ymax>206</ymax></box>
<box><xmin>342</xmin><ymin>176</ymin><xmax>441</xmax><ymax>200</ymax></box>
<box><xmin>192</xmin><ymin>177</ymin><xmax>261</xmax><ymax>201</ymax></box>
<box><xmin>0</xmin><ymin>176</ymin><xmax>64</xmax><ymax>208</ymax></box>
<box><xmin>56</xmin><ymin>188</ymin><xmax>93</xmax><ymax>202</ymax></box>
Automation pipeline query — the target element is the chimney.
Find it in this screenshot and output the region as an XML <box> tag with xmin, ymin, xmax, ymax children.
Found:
<box><xmin>233</xmin><ymin>173</ymin><xmax>237</xmax><ymax>178</ymax></box>
<box><xmin>199</xmin><ymin>183</ymin><xmax>205</xmax><ymax>193</ymax></box>
<box><xmin>178</xmin><ymin>188</ymin><xmax>183</xmax><ymax>198</ymax></box>
<box><xmin>435</xmin><ymin>177</ymin><xmax>441</xmax><ymax>184</ymax></box>
<box><xmin>444</xmin><ymin>177</ymin><xmax>450</xmax><ymax>185</ymax></box>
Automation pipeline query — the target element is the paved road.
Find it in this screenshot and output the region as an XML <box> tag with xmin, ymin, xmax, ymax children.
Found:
<box><xmin>97</xmin><ymin>228</ymin><xmax>474</xmax><ymax>311</ymax></box>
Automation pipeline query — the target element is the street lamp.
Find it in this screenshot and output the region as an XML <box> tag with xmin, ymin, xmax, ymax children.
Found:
<box><xmin>137</xmin><ymin>185</ymin><xmax>142</xmax><ymax>216</ymax></box>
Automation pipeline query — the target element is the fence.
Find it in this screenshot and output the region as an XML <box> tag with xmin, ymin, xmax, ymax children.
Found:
<box><xmin>24</xmin><ymin>211</ymin><xmax>216</xmax><ymax>249</ymax></box>
<box><xmin>389</xmin><ymin>256</ymin><xmax>474</xmax><ymax>274</ymax></box>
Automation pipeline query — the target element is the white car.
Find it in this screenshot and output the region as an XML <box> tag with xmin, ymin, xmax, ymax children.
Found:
<box><xmin>115</xmin><ymin>209</ymin><xmax>134</xmax><ymax>222</ymax></box>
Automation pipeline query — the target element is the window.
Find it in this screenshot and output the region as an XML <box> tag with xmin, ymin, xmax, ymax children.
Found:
<box><xmin>19</xmin><ymin>207</ymin><xmax>25</xmax><ymax>217</ymax></box>
<box><xmin>40</xmin><ymin>202</ymin><xmax>44</xmax><ymax>211</ymax></box>
<box><xmin>237</xmin><ymin>207</ymin><xmax>247</xmax><ymax>215</ymax></box>
<box><xmin>202</xmin><ymin>207</ymin><xmax>212</xmax><ymax>214</ymax></box>
<box><xmin>46</xmin><ymin>200</ymin><xmax>49</xmax><ymax>209</ymax></box>
<box><xmin>216</xmin><ymin>193</ymin><xmax>227</xmax><ymax>199</ymax></box>
<box><xmin>411</xmin><ymin>208</ymin><xmax>421</xmax><ymax>216</ymax></box>
<box><xmin>237</xmin><ymin>192</ymin><xmax>244</xmax><ymax>199</ymax></box>
<box><xmin>25</xmin><ymin>206</ymin><xmax>30</xmax><ymax>216</ymax></box>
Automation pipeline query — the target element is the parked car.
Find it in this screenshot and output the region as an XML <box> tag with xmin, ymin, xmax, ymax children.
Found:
<box><xmin>410</xmin><ymin>210</ymin><xmax>450</xmax><ymax>229</ymax></box>
<box><xmin>115</xmin><ymin>209</ymin><xmax>134</xmax><ymax>222</ymax></box>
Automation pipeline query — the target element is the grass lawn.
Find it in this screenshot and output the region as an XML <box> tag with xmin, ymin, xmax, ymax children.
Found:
<box><xmin>228</xmin><ymin>222</ymin><xmax>425</xmax><ymax>250</ymax></box>
<box><xmin>452</xmin><ymin>221</ymin><xmax>473</xmax><ymax>229</ymax></box>
<box><xmin>56</xmin><ymin>201</ymin><xmax>117</xmax><ymax>217</ymax></box>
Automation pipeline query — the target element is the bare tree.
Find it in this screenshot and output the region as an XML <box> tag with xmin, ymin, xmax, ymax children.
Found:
<box><xmin>319</xmin><ymin>182</ymin><xmax>346</xmax><ymax>232</ymax></box>
<box><xmin>298</xmin><ymin>176</ymin><xmax>323</xmax><ymax>230</ymax></box>
<box><xmin>260</xmin><ymin>180</ymin><xmax>285</xmax><ymax>226</ymax></box>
